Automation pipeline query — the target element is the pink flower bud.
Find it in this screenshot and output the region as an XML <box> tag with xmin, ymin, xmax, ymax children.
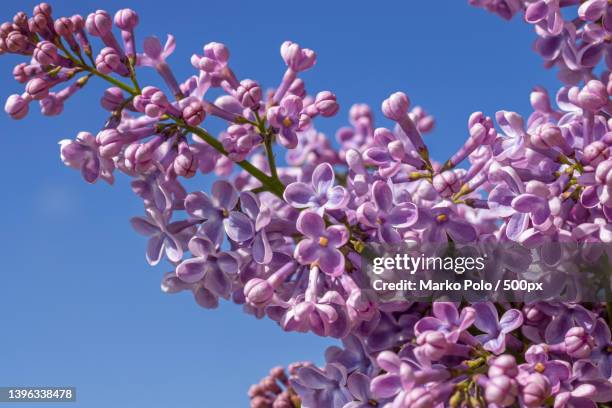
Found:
<box><xmin>54</xmin><ymin>17</ymin><xmax>74</xmax><ymax>37</ymax></box>
<box><xmin>33</xmin><ymin>40</ymin><xmax>57</xmax><ymax>65</ymax></box>
<box><xmin>114</xmin><ymin>8</ymin><xmax>139</xmax><ymax>30</ymax></box>
<box><xmin>244</xmin><ymin>278</ymin><xmax>274</xmax><ymax>308</ymax></box>
<box><xmin>236</xmin><ymin>79</ymin><xmax>262</xmax><ymax>109</ymax></box>
<box><xmin>70</xmin><ymin>14</ymin><xmax>85</xmax><ymax>30</ymax></box>
<box><xmin>29</xmin><ymin>14</ymin><xmax>49</xmax><ymax>34</ymax></box>
<box><xmin>280</xmin><ymin>41</ymin><xmax>316</xmax><ymax>72</ymax></box>
<box><xmin>350</xmin><ymin>103</ymin><xmax>373</xmax><ymax>127</ymax></box>
<box><xmin>564</xmin><ymin>326</ymin><xmax>595</xmax><ymax>358</ymax></box>
<box><xmin>433</xmin><ymin>170</ymin><xmax>462</xmax><ymax>197</ymax></box>
<box><xmin>416</xmin><ymin>330</ymin><xmax>448</xmax><ymax>360</ymax></box>
<box><xmin>314</xmin><ymin>91</ymin><xmax>339</xmax><ymax>117</ymax></box>
<box><xmin>204</xmin><ymin>41</ymin><xmax>229</xmax><ymax>64</ymax></box>
<box><xmin>530</xmin><ymin>87</ymin><xmax>553</xmax><ymax>112</ymax></box>
<box><xmin>182</xmin><ymin>100</ymin><xmax>206</xmax><ymax>126</ymax></box>
<box><xmin>578</xmin><ymin>80</ymin><xmax>608</xmax><ymax>112</ymax></box>
<box><xmin>404</xmin><ymin>387</ymin><xmax>435</xmax><ymax>408</ymax></box>
<box><xmin>582</xmin><ymin>141</ymin><xmax>609</xmax><ymax>166</ymax></box>
<box><xmin>13</xmin><ymin>12</ymin><xmax>29</xmax><ymax>30</ymax></box>
<box><xmin>6</xmin><ymin>31</ymin><xmax>29</xmax><ymax>53</ymax></box>
<box><xmin>488</xmin><ymin>355</ymin><xmax>518</xmax><ymax>378</ymax></box>
<box><xmin>173</xmin><ymin>142</ymin><xmax>198</xmax><ymax>178</ymax></box>
<box><xmin>382</xmin><ymin>92</ymin><xmax>410</xmax><ymax>121</ymax></box>
<box><xmin>530</xmin><ymin>123</ymin><xmax>570</xmax><ymax>153</ymax></box>
<box><xmin>95</xmin><ymin>47</ymin><xmax>121</xmax><ymax>74</ymax></box>
<box><xmin>484</xmin><ymin>375</ymin><xmax>518</xmax><ymax>407</ymax></box>
<box><xmin>5</xmin><ymin>93</ymin><xmax>30</xmax><ymax>119</ymax></box>
<box><xmin>26</xmin><ymin>77</ymin><xmax>50</xmax><ymax>100</ymax></box>
<box><xmin>521</xmin><ymin>373</ymin><xmax>551</xmax><ymax>408</ymax></box>
<box><xmin>85</xmin><ymin>10</ymin><xmax>112</xmax><ymax>36</ymax></box>
<box><xmin>34</xmin><ymin>3</ymin><xmax>53</xmax><ymax>18</ymax></box>
<box><xmin>134</xmin><ymin>86</ymin><xmax>168</xmax><ymax>118</ymax></box>
<box><xmin>595</xmin><ymin>159</ymin><xmax>612</xmax><ymax>187</ymax></box>
<box><xmin>97</xmin><ymin>128</ymin><xmax>124</xmax><ymax>158</ymax></box>
<box><xmin>12</xmin><ymin>64</ymin><xmax>29</xmax><ymax>84</ymax></box>
<box><xmin>100</xmin><ymin>87</ymin><xmax>124</xmax><ymax>111</ymax></box>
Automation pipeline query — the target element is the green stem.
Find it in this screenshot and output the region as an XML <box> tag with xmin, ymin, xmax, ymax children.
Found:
<box><xmin>264</xmin><ymin>135</ymin><xmax>279</xmax><ymax>181</ymax></box>
<box><xmin>56</xmin><ymin>37</ymin><xmax>284</xmax><ymax>198</ymax></box>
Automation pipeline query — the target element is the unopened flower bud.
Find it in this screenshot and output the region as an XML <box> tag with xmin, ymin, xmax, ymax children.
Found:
<box><xmin>488</xmin><ymin>355</ymin><xmax>518</xmax><ymax>378</ymax></box>
<box><xmin>244</xmin><ymin>278</ymin><xmax>274</xmax><ymax>308</ymax></box>
<box><xmin>578</xmin><ymin>80</ymin><xmax>608</xmax><ymax>112</ymax></box>
<box><xmin>530</xmin><ymin>123</ymin><xmax>570</xmax><ymax>154</ymax></box>
<box><xmin>85</xmin><ymin>10</ymin><xmax>112</xmax><ymax>36</ymax></box>
<box><xmin>236</xmin><ymin>79</ymin><xmax>262</xmax><ymax>109</ymax></box>
<box><xmin>564</xmin><ymin>326</ymin><xmax>595</xmax><ymax>358</ymax></box>
<box><xmin>182</xmin><ymin>100</ymin><xmax>206</xmax><ymax>126</ymax></box>
<box><xmin>134</xmin><ymin>86</ymin><xmax>168</xmax><ymax>118</ymax></box>
<box><xmin>416</xmin><ymin>330</ymin><xmax>448</xmax><ymax>361</ymax></box>
<box><xmin>405</xmin><ymin>387</ymin><xmax>435</xmax><ymax>408</ymax></box>
<box><xmin>114</xmin><ymin>8</ymin><xmax>139</xmax><ymax>30</ymax></box>
<box><xmin>6</xmin><ymin>31</ymin><xmax>29</xmax><ymax>53</ymax></box>
<box><xmin>5</xmin><ymin>93</ymin><xmax>30</xmax><ymax>119</ymax></box>
<box><xmin>26</xmin><ymin>77</ymin><xmax>50</xmax><ymax>100</ymax></box>
<box><xmin>595</xmin><ymin>159</ymin><xmax>612</xmax><ymax>187</ymax></box>
<box><xmin>34</xmin><ymin>3</ymin><xmax>53</xmax><ymax>18</ymax></box>
<box><xmin>484</xmin><ymin>375</ymin><xmax>518</xmax><ymax>407</ymax></box>
<box><xmin>433</xmin><ymin>170</ymin><xmax>462</xmax><ymax>197</ymax></box>
<box><xmin>314</xmin><ymin>91</ymin><xmax>339</xmax><ymax>117</ymax></box>
<box><xmin>382</xmin><ymin>91</ymin><xmax>409</xmax><ymax>121</ymax></box>
<box><xmin>95</xmin><ymin>47</ymin><xmax>121</xmax><ymax>74</ymax></box>
<box><xmin>521</xmin><ymin>373</ymin><xmax>551</xmax><ymax>408</ymax></box>
<box><xmin>530</xmin><ymin>87</ymin><xmax>553</xmax><ymax>113</ymax></box>
<box><xmin>582</xmin><ymin>141</ymin><xmax>609</xmax><ymax>166</ymax></box>
<box><xmin>173</xmin><ymin>142</ymin><xmax>198</xmax><ymax>178</ymax></box>
<box><xmin>33</xmin><ymin>40</ymin><xmax>57</xmax><ymax>65</ymax></box>
<box><xmin>204</xmin><ymin>41</ymin><xmax>229</xmax><ymax>64</ymax></box>
<box><xmin>100</xmin><ymin>87</ymin><xmax>124</xmax><ymax>111</ymax></box>
<box><xmin>280</xmin><ymin>41</ymin><xmax>316</xmax><ymax>72</ymax></box>
<box><xmin>54</xmin><ymin>17</ymin><xmax>74</xmax><ymax>37</ymax></box>
<box><xmin>97</xmin><ymin>128</ymin><xmax>124</xmax><ymax>157</ymax></box>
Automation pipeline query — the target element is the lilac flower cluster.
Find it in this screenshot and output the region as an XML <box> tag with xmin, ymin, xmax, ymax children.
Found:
<box><xmin>2</xmin><ymin>3</ymin><xmax>612</xmax><ymax>407</ymax></box>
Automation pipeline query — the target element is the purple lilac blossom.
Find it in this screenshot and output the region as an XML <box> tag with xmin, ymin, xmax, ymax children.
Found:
<box><xmin>2</xmin><ymin>3</ymin><xmax>612</xmax><ymax>408</ymax></box>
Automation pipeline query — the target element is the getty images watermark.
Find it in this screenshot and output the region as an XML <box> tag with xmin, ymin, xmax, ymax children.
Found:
<box><xmin>360</xmin><ymin>241</ymin><xmax>612</xmax><ymax>302</ymax></box>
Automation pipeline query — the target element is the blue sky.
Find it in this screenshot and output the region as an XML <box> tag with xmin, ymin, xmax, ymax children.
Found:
<box><xmin>0</xmin><ymin>1</ymin><xmax>561</xmax><ymax>407</ymax></box>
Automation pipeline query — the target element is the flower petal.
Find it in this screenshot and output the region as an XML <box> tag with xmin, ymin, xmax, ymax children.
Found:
<box><xmin>312</xmin><ymin>162</ymin><xmax>335</xmax><ymax>194</ymax></box>
<box><xmin>224</xmin><ymin>211</ymin><xmax>254</xmax><ymax>242</ymax></box>
<box><xmin>296</xmin><ymin>211</ymin><xmax>325</xmax><ymax>237</ymax></box>
<box><xmin>284</xmin><ymin>182</ymin><xmax>316</xmax><ymax>208</ymax></box>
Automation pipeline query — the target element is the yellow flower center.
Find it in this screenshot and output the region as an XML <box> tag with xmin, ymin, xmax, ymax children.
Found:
<box><xmin>282</xmin><ymin>117</ymin><xmax>293</xmax><ymax>127</ymax></box>
<box><xmin>534</xmin><ymin>362</ymin><xmax>545</xmax><ymax>373</ymax></box>
<box><xmin>222</xmin><ymin>208</ymin><xmax>229</xmax><ymax>217</ymax></box>
<box><xmin>319</xmin><ymin>236</ymin><xmax>329</xmax><ymax>247</ymax></box>
<box><xmin>436</xmin><ymin>214</ymin><xmax>448</xmax><ymax>223</ymax></box>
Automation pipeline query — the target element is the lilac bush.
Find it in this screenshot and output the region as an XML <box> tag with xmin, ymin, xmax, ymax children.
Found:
<box><xmin>2</xmin><ymin>2</ymin><xmax>612</xmax><ymax>407</ymax></box>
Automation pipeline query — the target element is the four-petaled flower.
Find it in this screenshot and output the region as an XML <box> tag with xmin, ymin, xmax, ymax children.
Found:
<box><xmin>185</xmin><ymin>180</ymin><xmax>254</xmax><ymax>246</ymax></box>
<box><xmin>284</xmin><ymin>162</ymin><xmax>349</xmax><ymax>215</ymax></box>
<box><xmin>294</xmin><ymin>211</ymin><xmax>348</xmax><ymax>276</ymax></box>
<box><xmin>357</xmin><ymin>180</ymin><xmax>418</xmax><ymax>243</ymax></box>
<box><xmin>473</xmin><ymin>302</ymin><xmax>524</xmax><ymax>354</ymax></box>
